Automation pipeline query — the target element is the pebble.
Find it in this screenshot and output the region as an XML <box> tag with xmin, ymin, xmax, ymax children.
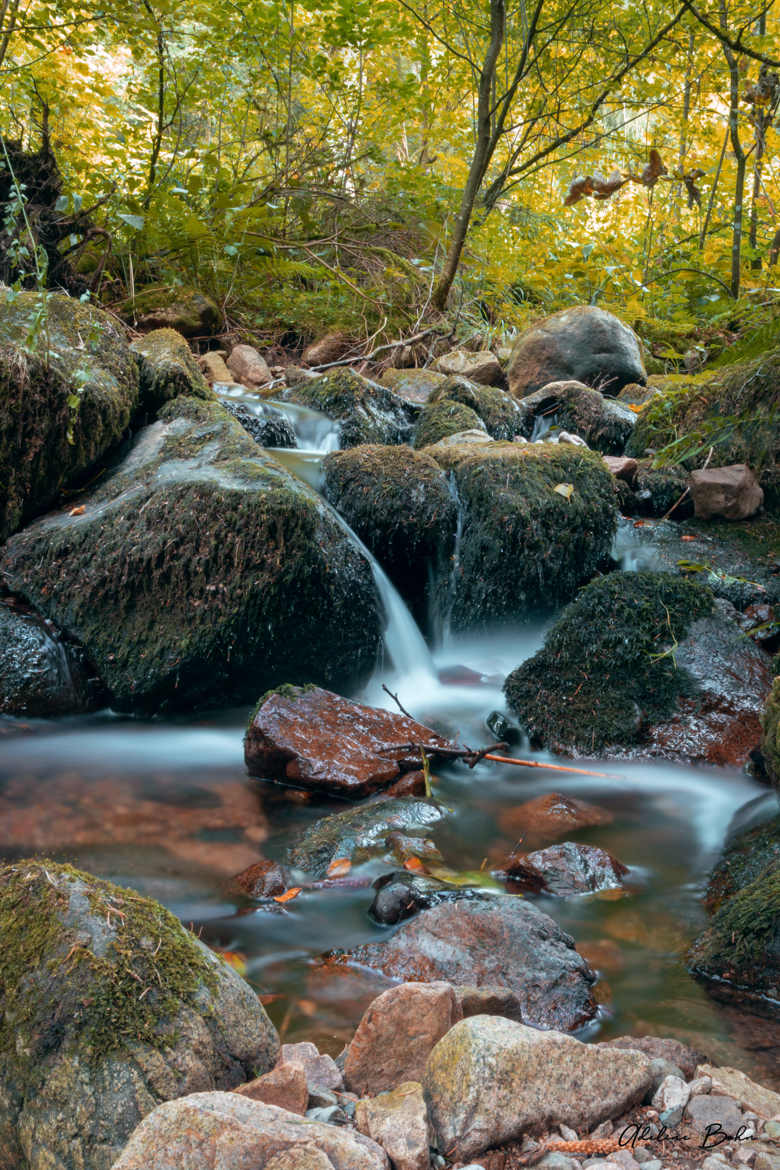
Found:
<box><xmin>653</xmin><ymin>1074</ymin><xmax>690</xmax><ymax>1129</ymax></box>
<box><xmin>689</xmin><ymin>1075</ymin><xmax>713</xmax><ymax>1096</ymax></box>
<box><xmin>631</xmin><ymin>1151</ymin><xmax>657</xmax><ymax>1166</ymax></box>
<box><xmin>539</xmin><ymin>1155</ymin><xmax>580</xmax><ymax>1170</ymax></box>
<box><xmin>591</xmin><ymin>1121</ymin><xmax>615</xmax><ymax>1139</ymax></box>
<box><xmin>559</xmin><ymin>1124</ymin><xmax>579</xmax><ymax>1142</ymax></box>
<box><xmin>638</xmin><ymin>1161</ymin><xmax>662</xmax><ymax>1170</ymax></box>
<box><xmin>765</xmin><ymin>1121</ymin><xmax>780</xmax><ymax>1140</ymax></box>
<box><xmin>305</xmin><ymin>1105</ymin><xmax>348</xmax><ymax>1125</ymax></box>
<box><xmin>701</xmin><ymin>1157</ymin><xmax>733</xmax><ymax>1170</ymax></box>
<box><xmin>754</xmin><ymin>1156</ymin><xmax>780</xmax><ymax>1170</ymax></box>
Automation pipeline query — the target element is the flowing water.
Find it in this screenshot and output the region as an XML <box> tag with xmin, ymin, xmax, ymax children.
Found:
<box><xmin>1</xmin><ymin>399</ymin><xmax>777</xmax><ymax>1084</ymax></box>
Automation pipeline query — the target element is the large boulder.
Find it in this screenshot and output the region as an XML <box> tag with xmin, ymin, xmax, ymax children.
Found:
<box><xmin>423</xmin><ymin>442</ymin><xmax>616</xmax><ymax>628</ymax></box>
<box><xmin>423</xmin><ymin>1016</ymin><xmax>654</xmax><ymax>1160</ymax></box>
<box><xmin>0</xmin><ymin>601</ymin><xmax>94</xmax><ymax>716</ymax></box>
<box><xmin>322</xmin><ymin>444</ymin><xmax>456</xmax><ymax>626</ymax></box>
<box><xmin>332</xmin><ymin>897</ymin><xmax>597</xmax><ymax>1032</ymax></box>
<box><xmin>504</xmin><ymin>571</ymin><xmax>715</xmax><ymax>755</ymax></box>
<box><xmin>0</xmin><ymin>397</ymin><xmax>382</xmax><ymax>712</ymax></box>
<box><xmin>515</xmin><ymin>380</ymin><xmax>636</xmax><ymax>453</ymax></box>
<box><xmin>130</xmin><ymin>328</ymin><xmax>212</xmax><ymax>413</ymax></box>
<box><xmin>428</xmin><ymin>377</ymin><xmax>525</xmax><ymax>440</ymax></box>
<box><xmin>0</xmin><ymin>290</ymin><xmax>140</xmax><ymax>541</ymax></box>
<box><xmin>507</xmin><ymin>307</ymin><xmax>646</xmax><ymax>398</ymax></box>
<box><xmin>0</xmin><ymin>860</ymin><xmax>279</xmax><ymax>1170</ymax></box>
<box><xmin>689</xmin><ymin>463</ymin><xmax>764</xmax><ymax>520</ymax></box>
<box><xmin>244</xmin><ymin>685</ymin><xmax>453</xmax><ymax>798</ymax></box>
<box><xmin>279</xmin><ymin>369</ymin><xmax>414</xmax><ymax>447</ymax></box>
<box><xmin>111</xmin><ymin>1094</ymin><xmax>388</xmax><ymax>1170</ymax></box>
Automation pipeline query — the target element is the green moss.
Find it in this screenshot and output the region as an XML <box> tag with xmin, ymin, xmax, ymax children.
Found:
<box><xmin>429</xmin><ymin>378</ymin><xmax>524</xmax><ymax>440</ymax></box>
<box><xmin>761</xmin><ymin>676</ymin><xmax>780</xmax><ymax>787</ymax></box>
<box><xmin>414</xmin><ymin>399</ymin><xmax>486</xmax><ymax>448</ymax></box>
<box><xmin>131</xmin><ymin>328</ymin><xmax>213</xmax><ymax>413</ymax></box>
<box><xmin>123</xmin><ymin>286</ymin><xmax>221</xmax><ymax>336</ymax></box>
<box><xmin>504</xmin><ymin>571</ymin><xmax>713</xmax><ymax>753</ymax></box>
<box><xmin>248</xmin><ymin>682</ymin><xmax>316</xmax><ymax>728</ymax></box>
<box><xmin>705</xmin><ymin>816</ymin><xmax>780</xmax><ymax>913</ymax></box>
<box><xmin>688</xmin><ymin>861</ymin><xmax>780</xmax><ymax>990</ymax></box>
<box><xmin>0</xmin><ymin>860</ymin><xmax>219</xmax><ymax>1067</ymax></box>
<box><xmin>283</xmin><ymin>368</ymin><xmax>413</xmax><ymax>447</ymax></box>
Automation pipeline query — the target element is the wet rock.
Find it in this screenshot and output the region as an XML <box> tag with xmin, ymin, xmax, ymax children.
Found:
<box><xmin>127</xmin><ymin>286</ymin><xmax>221</xmax><ymax>337</ymax></box>
<box><xmin>322</xmin><ymin>444</ymin><xmax>457</xmax><ymax>627</ymax></box>
<box><xmin>233</xmin><ymin>860</ymin><xmax>289</xmax><ymax>900</ymax></box>
<box><xmin>380</xmin><ymin>368</ymin><xmax>447</xmax><ymax>404</ymax></box>
<box><xmin>344</xmin><ymin>982</ymin><xmax>460</xmax><ymax>1095</ymax></box>
<box><xmin>428</xmin><ymin>378</ymin><xmax>525</xmax><ymax>440</ymax></box>
<box><xmin>287</xmin><ymin>798</ymin><xmax>447</xmax><ymax>878</ymax></box>
<box><xmin>690</xmin><ymin>465</ymin><xmax>764</xmax><ymax>521</ymax></box>
<box><xmin>486</xmin><ymin>710</ymin><xmax>522</xmax><ymax>745</ymax></box>
<box><xmin>761</xmin><ymin>680</ymin><xmax>780</xmax><ymax>789</ymax></box>
<box><xmin>224</xmin><ymin>401</ymin><xmax>297</xmax><ymax>448</ymax></box>
<box><xmin>498</xmin><ymin>794</ymin><xmax>613</xmax><ymax>845</ymax></box>
<box><xmin>423</xmin><ymin>442</ymin><xmax>617</xmax><ymax>628</ymax></box>
<box><xmin>424</xmin><ymin>1016</ymin><xmax>653</xmax><ymax>1160</ymax></box>
<box><xmin>454</xmin><ymin>985</ymin><xmax>526</xmax><ymax>1022</ymax></box>
<box><xmin>111</xmin><ymin>1093</ymin><xmax>389</xmax><ymax>1170</ymax></box>
<box><xmin>432</xmin><ymin>349</ymin><xmax>503</xmax><ymax>386</ymax></box>
<box><xmin>697</xmin><ymin>1065</ymin><xmax>780</xmax><ymax>1119</ymax></box>
<box><xmin>278</xmin><ymin>1043</ymin><xmax>344</xmax><ymax>1096</ymax></box>
<box><xmin>0</xmin><ymin>860</ymin><xmax>279</xmax><ymax>1170</ymax></box>
<box><xmin>515</xmin><ymin>381</ymin><xmax>636</xmax><ymax>454</ymax></box>
<box><xmin>355</xmin><ymin>1081</ymin><xmax>431</xmax><ymax>1170</ymax></box>
<box><xmin>337</xmin><ymin>897</ymin><xmax>597</xmax><ymax>1032</ymax></box>
<box><xmin>601</xmin><ymin>1036</ymin><xmax>702</xmax><ymax>1080</ymax></box>
<box><xmin>631</xmin><ymin>464</ymin><xmax>693</xmax><ymax>519</ymax></box>
<box><xmin>227</xmin><ymin>344</ymin><xmax>272</xmax><ymax>387</ymax></box>
<box><xmin>235</xmin><ymin>1063</ymin><xmax>309</xmax><ymax>1114</ymax></box>
<box><xmin>245</xmin><ymin>686</ymin><xmax>453</xmax><ymax>798</ymax></box>
<box><xmin>0</xmin><ymin>290</ymin><xmax>140</xmax><ymax>542</ymax></box>
<box><xmin>508</xmin><ymin>307</ymin><xmax>646</xmax><ymax>399</ymax></box>
<box><xmin>1</xmin><ymin>399</ymin><xmax>382</xmax><ymax>713</ymax></box>
<box><xmin>384</xmin><ymin>834</ymin><xmax>443</xmax><ymax>864</ymax></box>
<box><xmin>707</xmin><ymin>812</ymin><xmax>780</xmax><ymax>914</ymax></box>
<box><xmin>131</xmin><ymin>328</ymin><xmax>213</xmax><ymax>412</ymax></box>
<box><xmin>421</xmin><ymin>429</ymin><xmax>494</xmax><ymax>456</ymax></box>
<box><xmin>279</xmin><ymin>368</ymin><xmax>414</xmax><ymax>447</ymax></box>
<box><xmin>685</xmin><ymin>1093</ymin><xmax>745</xmax><ymax>1135</ymax></box>
<box><xmin>369</xmin><ymin>871</ymin><xmax>490</xmax><ymax>925</ymax></box>
<box><xmin>0</xmin><ymin>600</ymin><xmax>94</xmax><ymax>716</ymax></box>
<box><xmin>414</xmin><ymin>399</ymin><xmax>487</xmax><ymax>448</ymax></box>
<box><xmin>302</xmin><ymin>332</ymin><xmax>352</xmax><ymax>366</ymax></box>
<box><xmin>501</xmin><ymin>842</ymin><xmax>629</xmax><ymax>896</ymax></box>
<box><xmin>504</xmin><ymin>571</ymin><xmax>715</xmax><ymax>756</ymax></box>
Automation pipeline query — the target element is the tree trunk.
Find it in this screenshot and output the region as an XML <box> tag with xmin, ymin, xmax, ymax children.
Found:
<box><xmin>721</xmin><ymin>18</ymin><xmax>746</xmax><ymax>299</ymax></box>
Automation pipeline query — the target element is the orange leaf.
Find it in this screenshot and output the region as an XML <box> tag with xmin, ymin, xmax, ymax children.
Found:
<box><xmin>403</xmin><ymin>857</ymin><xmax>426</xmax><ymax>872</ymax></box>
<box><xmin>297</xmin><ymin>998</ymin><xmax>317</xmax><ymax>1016</ymax></box>
<box><xmin>633</xmin><ymin>520</ymin><xmax>646</xmax><ymax>527</ymax></box>
<box><xmin>626</xmin><ymin>403</ymin><xmax>646</xmax><ymax>413</ymax></box>
<box><xmin>326</xmin><ymin>857</ymin><xmax>352</xmax><ymax>877</ymax></box>
<box><xmin>681</xmin><ymin>534</ymin><xmax>696</xmax><ymax>542</ymax></box>
<box><xmin>273</xmin><ymin>886</ymin><xmax>302</xmax><ymax>903</ymax></box>
<box><xmin>69</xmin><ymin>505</ymin><xmax>85</xmax><ymax>516</ymax></box>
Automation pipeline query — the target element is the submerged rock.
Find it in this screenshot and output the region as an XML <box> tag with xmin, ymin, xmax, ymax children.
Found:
<box><xmin>130</xmin><ymin>327</ymin><xmax>212</xmax><ymax>413</ymax></box>
<box><xmin>287</xmin><ymin>798</ymin><xmax>447</xmax><ymax>878</ymax></box>
<box><xmin>423</xmin><ymin>442</ymin><xmax>616</xmax><ymax>628</ymax></box>
<box><xmin>224</xmin><ymin>400</ymin><xmax>297</xmax><ymax>448</ymax></box>
<box><xmin>1</xmin><ymin>397</ymin><xmax>382</xmax><ymax>712</ymax></box>
<box><xmin>279</xmin><ymin>368</ymin><xmax>414</xmax><ymax>447</ymax></box>
<box><xmin>504</xmin><ymin>571</ymin><xmax>715</xmax><ymax>755</ymax></box>
<box><xmin>424</xmin><ymin>1016</ymin><xmax>653</xmax><ymax>1160</ymax></box>
<box><xmin>322</xmin><ymin>444</ymin><xmax>456</xmax><ymax>627</ymax></box>
<box><xmin>0</xmin><ymin>860</ymin><xmax>279</xmax><ymax>1170</ymax></box>
<box><xmin>245</xmin><ymin>686</ymin><xmax>453</xmax><ymax>798</ymax></box>
<box><xmin>500</xmin><ymin>841</ymin><xmax>629</xmax><ymax>896</ymax></box>
<box><xmin>0</xmin><ymin>290</ymin><xmax>140</xmax><ymax>542</ymax></box>
<box><xmin>0</xmin><ymin>600</ymin><xmax>95</xmax><ymax>716</ymax></box>
<box><xmin>508</xmin><ymin>306</ymin><xmax>646</xmax><ymax>398</ymax></box>
<box><xmin>515</xmin><ymin>380</ymin><xmax>636</xmax><ymax>453</ymax></box>
<box><xmin>498</xmin><ymin>793</ymin><xmax>614</xmax><ymax>846</ymax></box>
<box><xmin>334</xmin><ymin>897</ymin><xmax>597</xmax><ymax>1032</ymax></box>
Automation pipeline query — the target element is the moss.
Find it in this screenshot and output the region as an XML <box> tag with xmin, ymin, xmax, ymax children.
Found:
<box><xmin>282</xmin><ymin>368</ymin><xmax>413</xmax><ymax>447</ymax></box>
<box><xmin>131</xmin><ymin>328</ymin><xmax>213</xmax><ymax>413</ymax></box>
<box><xmin>433</xmin><ymin>442</ymin><xmax>617</xmax><ymax>628</ymax></box>
<box><xmin>123</xmin><ymin>286</ymin><xmax>221</xmax><ymax>336</ymax></box>
<box><xmin>517</xmin><ymin>381</ymin><xmax>636</xmax><ymax>454</ymax></box>
<box><xmin>705</xmin><ymin>815</ymin><xmax>780</xmax><ymax>913</ymax></box>
<box><xmin>761</xmin><ymin>676</ymin><xmax>780</xmax><ymax>787</ymax></box>
<box><xmin>504</xmin><ymin>571</ymin><xmax>713</xmax><ymax>753</ymax></box>
<box><xmin>0</xmin><ymin>860</ymin><xmax>220</xmax><ymax>1068</ymax></box>
<box><xmin>429</xmin><ymin>377</ymin><xmax>525</xmax><ymax>440</ymax></box>
<box><xmin>323</xmin><ymin>443</ymin><xmax>457</xmax><ymax>628</ymax></box>
<box><xmin>414</xmin><ymin>399</ymin><xmax>486</xmax><ymax>449</ymax></box>
<box><xmin>248</xmin><ymin>682</ymin><xmax>316</xmax><ymax>728</ymax></box>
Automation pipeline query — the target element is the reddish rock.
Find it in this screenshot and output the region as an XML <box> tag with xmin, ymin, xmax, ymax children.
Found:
<box><xmin>385</xmin><ymin>771</ymin><xmax>426</xmax><ymax>797</ymax></box>
<box><xmin>227</xmin><ymin>344</ymin><xmax>272</xmax><ymax>387</ymax></box>
<box><xmin>602</xmin><ymin>455</ymin><xmax>638</xmax><ymax>484</ymax></box>
<box><xmin>355</xmin><ymin>1081</ymin><xmax>431</xmax><ymax>1170</ymax></box>
<box><xmin>689</xmin><ymin>464</ymin><xmax>764</xmax><ymax>521</ymax></box>
<box><xmin>499</xmin><ymin>793</ymin><xmax>613</xmax><ymax>845</ymax></box>
<box><xmin>234</xmin><ymin>1062</ymin><xmax>309</xmax><ymax>1113</ymax></box>
<box><xmin>245</xmin><ymin>686</ymin><xmax>453</xmax><ymax>797</ymax></box>
<box><xmin>501</xmin><ymin>841</ymin><xmax>629</xmax><ymax>896</ymax></box>
<box><xmin>279</xmin><ymin>1041</ymin><xmax>344</xmax><ymax>1095</ymax></box>
<box><xmin>601</xmin><ymin>1035</ymin><xmax>703</xmax><ymax>1080</ymax></box>
<box><xmin>233</xmin><ymin>859</ymin><xmax>288</xmax><ymax>899</ymax></box>
<box><xmin>338</xmin><ymin>898</ymin><xmax>597</xmax><ymax>1033</ymax></box>
<box><xmin>344</xmin><ymin>981</ymin><xmax>460</xmax><ymax>1096</ymax></box>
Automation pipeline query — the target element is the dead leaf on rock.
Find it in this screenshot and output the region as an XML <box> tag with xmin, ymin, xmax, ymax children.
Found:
<box><xmin>326</xmin><ymin>857</ymin><xmax>352</xmax><ymax>877</ymax></box>
<box><xmin>273</xmin><ymin>886</ymin><xmax>302</xmax><ymax>903</ymax></box>
<box><xmin>68</xmin><ymin>505</ymin><xmax>85</xmax><ymax>516</ymax></box>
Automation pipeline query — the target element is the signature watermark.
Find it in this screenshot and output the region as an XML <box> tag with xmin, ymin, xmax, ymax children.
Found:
<box><xmin>620</xmin><ymin>1122</ymin><xmax>752</xmax><ymax>1150</ymax></box>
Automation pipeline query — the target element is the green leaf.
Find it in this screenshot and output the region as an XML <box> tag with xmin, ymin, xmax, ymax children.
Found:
<box><xmin>117</xmin><ymin>213</ymin><xmax>145</xmax><ymax>231</ymax></box>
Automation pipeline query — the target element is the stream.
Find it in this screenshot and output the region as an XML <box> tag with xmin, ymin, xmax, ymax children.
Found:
<box><xmin>1</xmin><ymin>389</ymin><xmax>777</xmax><ymax>1086</ymax></box>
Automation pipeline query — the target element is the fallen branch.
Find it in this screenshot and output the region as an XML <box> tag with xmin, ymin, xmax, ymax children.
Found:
<box><xmin>376</xmin><ymin>741</ymin><xmax>617</xmax><ymax>779</ymax></box>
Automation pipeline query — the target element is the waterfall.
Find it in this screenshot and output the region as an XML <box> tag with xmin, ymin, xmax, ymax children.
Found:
<box><xmin>439</xmin><ymin>472</ymin><xmax>464</xmax><ymax>646</ymax></box>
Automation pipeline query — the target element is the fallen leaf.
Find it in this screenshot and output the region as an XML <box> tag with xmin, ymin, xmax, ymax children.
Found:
<box><xmin>680</xmin><ymin>534</ymin><xmax>697</xmax><ymax>542</ymax></box>
<box><xmin>326</xmin><ymin>857</ymin><xmax>352</xmax><ymax>877</ymax></box>
<box><xmin>297</xmin><ymin>998</ymin><xmax>317</xmax><ymax>1017</ymax></box>
<box><xmin>210</xmin><ymin>948</ymin><xmax>247</xmax><ymax>975</ymax></box>
<box><xmin>403</xmin><ymin>857</ymin><xmax>426</xmax><ymax>872</ymax></box>
<box><xmin>553</xmin><ymin>482</ymin><xmax>574</xmax><ymax>500</ymax></box>
<box><xmin>69</xmin><ymin>505</ymin><xmax>85</xmax><ymax>516</ymax></box>
<box><xmin>626</xmin><ymin>403</ymin><xmax>646</xmax><ymax>413</ymax></box>
<box><xmin>633</xmin><ymin>520</ymin><xmax>646</xmax><ymax>527</ymax></box>
<box><xmin>273</xmin><ymin>886</ymin><xmax>302</xmax><ymax>903</ymax></box>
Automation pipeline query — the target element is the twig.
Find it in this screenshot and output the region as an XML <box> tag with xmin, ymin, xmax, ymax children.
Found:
<box><xmin>376</xmin><ymin>741</ymin><xmax>618</xmax><ymax>779</ymax></box>
<box><xmin>381</xmin><ymin>683</ymin><xmax>416</xmax><ymax>720</ymax></box>
<box><xmin>659</xmin><ymin>443</ymin><xmax>713</xmax><ymax>521</ymax></box>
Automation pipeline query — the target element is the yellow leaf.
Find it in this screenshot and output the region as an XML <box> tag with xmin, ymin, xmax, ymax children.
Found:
<box><xmin>273</xmin><ymin>886</ymin><xmax>302</xmax><ymax>904</ymax></box>
<box><xmin>553</xmin><ymin>482</ymin><xmax>574</xmax><ymax>500</ymax></box>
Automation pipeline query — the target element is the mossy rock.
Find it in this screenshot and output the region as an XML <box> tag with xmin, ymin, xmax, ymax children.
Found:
<box><xmin>130</xmin><ymin>328</ymin><xmax>213</xmax><ymax>414</ymax></box>
<box><xmin>0</xmin><ymin>601</ymin><xmax>94</xmax><ymax>716</ymax></box>
<box><xmin>504</xmin><ymin>571</ymin><xmax>713</xmax><ymax>754</ymax></box>
<box><xmin>515</xmin><ymin>381</ymin><xmax>636</xmax><ymax>454</ymax></box>
<box><xmin>425</xmin><ymin>442</ymin><xmax>616</xmax><ymax>629</ymax></box>
<box><xmin>705</xmin><ymin>814</ymin><xmax>780</xmax><ymax>913</ymax></box>
<box><xmin>380</xmin><ymin>366</ymin><xmax>447</xmax><ymax>403</ymax></box>
<box><xmin>323</xmin><ymin>444</ymin><xmax>457</xmax><ymax>629</ymax></box>
<box><xmin>0</xmin><ymin>397</ymin><xmax>382</xmax><ymax>713</ymax></box>
<box><xmin>0</xmin><ymin>290</ymin><xmax>140</xmax><ymax>541</ymax></box>
<box><xmin>632</xmin><ymin>463</ymin><xmax>693</xmax><ymax>518</ymax></box>
<box><xmin>626</xmin><ymin>351</ymin><xmax>780</xmax><ymax>511</ymax></box>
<box><xmin>0</xmin><ymin>859</ymin><xmax>278</xmax><ymax>1170</ymax></box>
<box><xmin>414</xmin><ymin>399</ymin><xmax>487</xmax><ymax>449</ymax></box>
<box><xmin>688</xmin><ymin>860</ymin><xmax>780</xmax><ymax>1016</ymax></box>
<box><xmin>428</xmin><ymin>377</ymin><xmax>525</xmax><ymax>440</ymax></box>
<box><xmin>280</xmin><ymin>368</ymin><xmax>414</xmax><ymax>447</ymax></box>
<box><xmin>761</xmin><ymin>676</ymin><xmax>780</xmax><ymax>788</ymax></box>
<box><xmin>123</xmin><ymin>286</ymin><xmax>221</xmax><ymax>337</ymax></box>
